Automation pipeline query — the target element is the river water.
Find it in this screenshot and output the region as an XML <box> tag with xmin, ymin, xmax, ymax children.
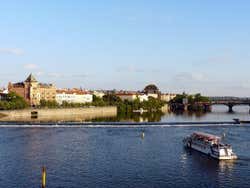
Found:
<box><xmin>0</xmin><ymin>106</ymin><xmax>250</xmax><ymax>188</ymax></box>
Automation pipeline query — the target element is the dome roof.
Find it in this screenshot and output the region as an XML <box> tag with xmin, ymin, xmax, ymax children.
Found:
<box><xmin>144</xmin><ymin>84</ymin><xmax>159</xmax><ymax>93</ymax></box>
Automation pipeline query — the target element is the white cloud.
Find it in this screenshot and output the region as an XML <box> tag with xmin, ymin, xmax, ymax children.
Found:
<box><xmin>175</xmin><ymin>72</ymin><xmax>206</xmax><ymax>82</ymax></box>
<box><xmin>46</xmin><ymin>73</ymin><xmax>88</xmax><ymax>79</ymax></box>
<box><xmin>34</xmin><ymin>71</ymin><xmax>44</xmax><ymax>76</ymax></box>
<box><xmin>116</xmin><ymin>65</ymin><xmax>145</xmax><ymax>73</ymax></box>
<box><xmin>24</xmin><ymin>63</ymin><xmax>38</xmax><ymax>70</ymax></box>
<box><xmin>47</xmin><ymin>73</ymin><xmax>64</xmax><ymax>78</ymax></box>
<box><xmin>205</xmin><ymin>49</ymin><xmax>234</xmax><ymax>64</ymax></box>
<box><xmin>240</xmin><ymin>81</ymin><xmax>250</xmax><ymax>90</ymax></box>
<box><xmin>0</xmin><ymin>48</ymin><xmax>24</xmax><ymax>56</ymax></box>
<box><xmin>72</xmin><ymin>74</ymin><xmax>88</xmax><ymax>78</ymax></box>
<box><xmin>207</xmin><ymin>54</ymin><xmax>232</xmax><ymax>64</ymax></box>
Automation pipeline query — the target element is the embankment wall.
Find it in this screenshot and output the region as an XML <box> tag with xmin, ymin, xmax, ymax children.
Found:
<box><xmin>0</xmin><ymin>106</ymin><xmax>117</xmax><ymax>122</ymax></box>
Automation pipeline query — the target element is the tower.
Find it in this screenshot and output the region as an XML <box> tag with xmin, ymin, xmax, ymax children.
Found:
<box><xmin>24</xmin><ymin>73</ymin><xmax>40</xmax><ymax>106</ymax></box>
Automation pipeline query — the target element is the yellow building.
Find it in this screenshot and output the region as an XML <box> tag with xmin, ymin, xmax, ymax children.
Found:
<box><xmin>160</xmin><ymin>93</ymin><xmax>177</xmax><ymax>102</ymax></box>
<box><xmin>8</xmin><ymin>74</ymin><xmax>56</xmax><ymax>106</ymax></box>
<box><xmin>116</xmin><ymin>91</ymin><xmax>149</xmax><ymax>102</ymax></box>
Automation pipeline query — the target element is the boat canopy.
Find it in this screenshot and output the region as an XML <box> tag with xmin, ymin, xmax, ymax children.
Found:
<box><xmin>192</xmin><ymin>132</ymin><xmax>221</xmax><ymax>141</ymax></box>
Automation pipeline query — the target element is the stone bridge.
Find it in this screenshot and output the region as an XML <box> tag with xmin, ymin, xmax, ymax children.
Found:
<box><xmin>208</xmin><ymin>97</ymin><xmax>250</xmax><ymax>112</ymax></box>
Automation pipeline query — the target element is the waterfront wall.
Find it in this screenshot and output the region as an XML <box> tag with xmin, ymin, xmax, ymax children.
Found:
<box><xmin>0</xmin><ymin>106</ymin><xmax>117</xmax><ymax>122</ymax></box>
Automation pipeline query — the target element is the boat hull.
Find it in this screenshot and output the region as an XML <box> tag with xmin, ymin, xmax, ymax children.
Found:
<box><xmin>183</xmin><ymin>139</ymin><xmax>237</xmax><ymax>160</ymax></box>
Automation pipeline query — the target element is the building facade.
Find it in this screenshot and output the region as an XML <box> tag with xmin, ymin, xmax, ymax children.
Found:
<box><xmin>116</xmin><ymin>92</ymin><xmax>138</xmax><ymax>102</ymax></box>
<box><xmin>8</xmin><ymin>74</ymin><xmax>56</xmax><ymax>106</ymax></box>
<box><xmin>160</xmin><ymin>93</ymin><xmax>177</xmax><ymax>102</ymax></box>
<box><xmin>56</xmin><ymin>89</ymin><xmax>93</xmax><ymax>104</ymax></box>
<box><xmin>0</xmin><ymin>89</ymin><xmax>8</xmax><ymax>101</ymax></box>
<box><xmin>92</xmin><ymin>90</ymin><xmax>105</xmax><ymax>98</ymax></box>
<box><xmin>137</xmin><ymin>93</ymin><xmax>149</xmax><ymax>102</ymax></box>
<box><xmin>116</xmin><ymin>92</ymin><xmax>149</xmax><ymax>102</ymax></box>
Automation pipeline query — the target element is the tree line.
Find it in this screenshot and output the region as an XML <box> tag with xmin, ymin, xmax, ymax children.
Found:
<box><xmin>0</xmin><ymin>92</ymin><xmax>28</xmax><ymax>110</ymax></box>
<box><xmin>39</xmin><ymin>94</ymin><xmax>166</xmax><ymax>115</ymax></box>
<box><xmin>0</xmin><ymin>92</ymin><xmax>166</xmax><ymax>115</ymax></box>
<box><xmin>169</xmin><ymin>93</ymin><xmax>211</xmax><ymax>112</ymax></box>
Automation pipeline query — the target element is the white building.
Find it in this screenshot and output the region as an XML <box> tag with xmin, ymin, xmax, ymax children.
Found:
<box><xmin>2</xmin><ymin>89</ymin><xmax>8</xmax><ymax>94</ymax></box>
<box><xmin>137</xmin><ymin>94</ymin><xmax>149</xmax><ymax>102</ymax></box>
<box><xmin>116</xmin><ymin>93</ymin><xmax>137</xmax><ymax>101</ymax></box>
<box><xmin>56</xmin><ymin>89</ymin><xmax>93</xmax><ymax>104</ymax></box>
<box><xmin>0</xmin><ymin>89</ymin><xmax>8</xmax><ymax>101</ymax></box>
<box><xmin>160</xmin><ymin>93</ymin><xmax>177</xmax><ymax>102</ymax></box>
<box><xmin>147</xmin><ymin>93</ymin><xmax>159</xmax><ymax>99</ymax></box>
<box><xmin>116</xmin><ymin>92</ymin><xmax>149</xmax><ymax>102</ymax></box>
<box><xmin>93</xmin><ymin>90</ymin><xmax>105</xmax><ymax>98</ymax></box>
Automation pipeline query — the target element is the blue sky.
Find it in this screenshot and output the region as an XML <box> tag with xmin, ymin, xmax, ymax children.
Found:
<box><xmin>0</xmin><ymin>1</ymin><xmax>250</xmax><ymax>96</ymax></box>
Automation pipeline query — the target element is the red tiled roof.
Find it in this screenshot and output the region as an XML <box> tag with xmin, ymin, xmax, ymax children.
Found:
<box><xmin>116</xmin><ymin>93</ymin><xmax>137</xmax><ymax>96</ymax></box>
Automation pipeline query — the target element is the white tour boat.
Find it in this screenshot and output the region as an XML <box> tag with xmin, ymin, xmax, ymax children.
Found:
<box><xmin>183</xmin><ymin>132</ymin><xmax>237</xmax><ymax>160</ymax></box>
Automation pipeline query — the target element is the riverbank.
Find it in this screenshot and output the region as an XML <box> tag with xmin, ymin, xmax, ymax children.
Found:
<box><xmin>0</xmin><ymin>106</ymin><xmax>117</xmax><ymax>122</ymax></box>
<box><xmin>0</xmin><ymin>113</ymin><xmax>6</xmax><ymax>118</ymax></box>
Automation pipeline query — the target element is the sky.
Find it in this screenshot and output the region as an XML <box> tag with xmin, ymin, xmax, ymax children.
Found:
<box><xmin>0</xmin><ymin>0</ymin><xmax>250</xmax><ymax>96</ymax></box>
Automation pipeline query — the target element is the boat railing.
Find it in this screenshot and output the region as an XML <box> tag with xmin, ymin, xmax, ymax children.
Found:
<box><xmin>218</xmin><ymin>143</ymin><xmax>232</xmax><ymax>149</ymax></box>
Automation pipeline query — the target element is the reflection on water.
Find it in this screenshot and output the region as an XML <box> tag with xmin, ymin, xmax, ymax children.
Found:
<box><xmin>184</xmin><ymin>147</ymin><xmax>236</xmax><ymax>172</ymax></box>
<box><xmin>92</xmin><ymin>111</ymin><xmax>165</xmax><ymax>122</ymax></box>
<box><xmin>181</xmin><ymin>147</ymin><xmax>237</xmax><ymax>187</ymax></box>
<box><xmin>0</xmin><ymin>105</ymin><xmax>249</xmax><ymax>123</ymax></box>
<box><xmin>218</xmin><ymin>160</ymin><xmax>236</xmax><ymax>173</ymax></box>
<box><xmin>93</xmin><ymin>105</ymin><xmax>250</xmax><ymax>123</ymax></box>
<box><xmin>161</xmin><ymin>105</ymin><xmax>250</xmax><ymax>122</ymax></box>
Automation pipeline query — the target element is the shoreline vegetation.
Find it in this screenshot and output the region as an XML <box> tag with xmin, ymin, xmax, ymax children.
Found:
<box><xmin>0</xmin><ymin>92</ymin><xmax>28</xmax><ymax>110</ymax></box>
<box><xmin>0</xmin><ymin>92</ymin><xmax>212</xmax><ymax>122</ymax></box>
<box><xmin>40</xmin><ymin>94</ymin><xmax>166</xmax><ymax>116</ymax></box>
<box><xmin>169</xmin><ymin>93</ymin><xmax>211</xmax><ymax>112</ymax></box>
<box><xmin>0</xmin><ymin>92</ymin><xmax>210</xmax><ymax>113</ymax></box>
<box><xmin>0</xmin><ymin>92</ymin><xmax>166</xmax><ymax>113</ymax></box>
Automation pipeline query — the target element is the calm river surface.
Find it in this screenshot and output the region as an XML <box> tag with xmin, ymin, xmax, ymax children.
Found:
<box><xmin>0</xmin><ymin>106</ymin><xmax>250</xmax><ymax>188</ymax></box>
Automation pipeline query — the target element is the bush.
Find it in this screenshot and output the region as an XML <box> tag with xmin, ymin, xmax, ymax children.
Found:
<box><xmin>169</xmin><ymin>93</ymin><xmax>210</xmax><ymax>112</ymax></box>
<box><xmin>0</xmin><ymin>92</ymin><xmax>28</xmax><ymax>110</ymax></box>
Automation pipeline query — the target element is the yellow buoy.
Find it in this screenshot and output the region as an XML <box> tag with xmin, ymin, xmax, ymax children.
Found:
<box><xmin>42</xmin><ymin>166</ymin><xmax>46</xmax><ymax>188</ymax></box>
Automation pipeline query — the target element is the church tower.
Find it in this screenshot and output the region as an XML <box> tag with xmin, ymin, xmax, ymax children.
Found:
<box><xmin>24</xmin><ymin>74</ymin><xmax>40</xmax><ymax>106</ymax></box>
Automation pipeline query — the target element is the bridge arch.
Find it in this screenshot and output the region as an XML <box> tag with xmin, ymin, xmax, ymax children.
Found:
<box><xmin>210</xmin><ymin>103</ymin><xmax>250</xmax><ymax>113</ymax></box>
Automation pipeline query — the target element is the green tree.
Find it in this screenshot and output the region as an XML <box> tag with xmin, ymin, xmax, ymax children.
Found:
<box><xmin>0</xmin><ymin>92</ymin><xmax>28</xmax><ymax>110</ymax></box>
<box><xmin>169</xmin><ymin>93</ymin><xmax>210</xmax><ymax>112</ymax></box>
<box><xmin>103</xmin><ymin>94</ymin><xmax>122</xmax><ymax>105</ymax></box>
